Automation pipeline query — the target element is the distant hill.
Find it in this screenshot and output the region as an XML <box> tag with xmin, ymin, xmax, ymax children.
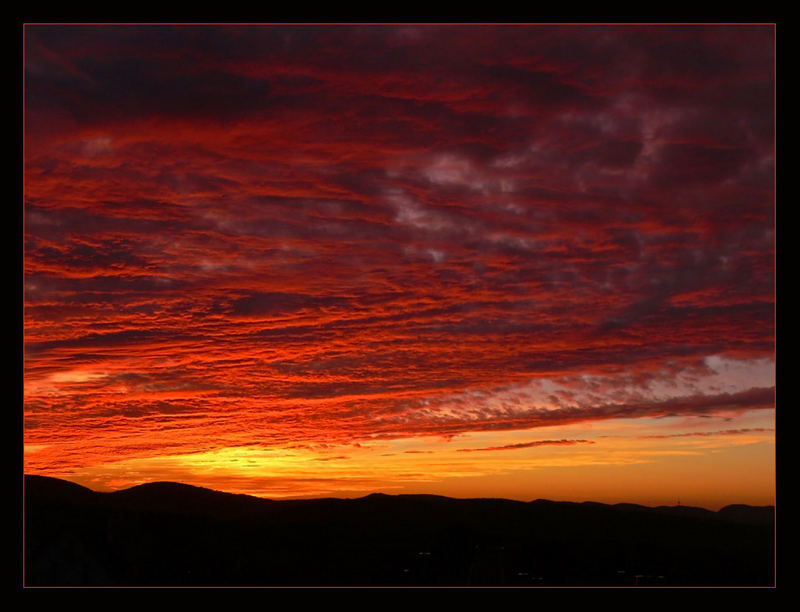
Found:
<box><xmin>24</xmin><ymin>475</ymin><xmax>775</xmax><ymax>587</ymax></box>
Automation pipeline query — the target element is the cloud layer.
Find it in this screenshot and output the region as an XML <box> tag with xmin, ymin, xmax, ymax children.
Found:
<box><xmin>24</xmin><ymin>26</ymin><xmax>774</xmax><ymax>487</ymax></box>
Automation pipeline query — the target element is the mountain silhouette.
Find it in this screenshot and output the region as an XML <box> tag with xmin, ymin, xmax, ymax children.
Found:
<box><xmin>24</xmin><ymin>475</ymin><xmax>775</xmax><ymax>587</ymax></box>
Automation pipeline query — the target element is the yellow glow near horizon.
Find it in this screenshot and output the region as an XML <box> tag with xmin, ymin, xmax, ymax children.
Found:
<box><xmin>31</xmin><ymin>413</ymin><xmax>775</xmax><ymax>510</ymax></box>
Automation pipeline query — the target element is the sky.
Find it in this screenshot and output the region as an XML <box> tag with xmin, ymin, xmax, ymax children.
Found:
<box><xmin>23</xmin><ymin>24</ymin><xmax>775</xmax><ymax>509</ymax></box>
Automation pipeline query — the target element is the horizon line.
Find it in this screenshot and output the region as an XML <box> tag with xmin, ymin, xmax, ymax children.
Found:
<box><xmin>23</xmin><ymin>473</ymin><xmax>775</xmax><ymax>512</ymax></box>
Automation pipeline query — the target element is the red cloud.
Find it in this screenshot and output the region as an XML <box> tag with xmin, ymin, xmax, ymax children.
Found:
<box><xmin>24</xmin><ymin>25</ymin><xmax>775</xmax><ymax>476</ymax></box>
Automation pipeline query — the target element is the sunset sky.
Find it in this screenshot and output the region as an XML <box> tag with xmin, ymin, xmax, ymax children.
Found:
<box><xmin>23</xmin><ymin>24</ymin><xmax>775</xmax><ymax>509</ymax></box>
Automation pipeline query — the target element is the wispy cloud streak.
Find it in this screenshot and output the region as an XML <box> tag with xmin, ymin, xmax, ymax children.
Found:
<box><xmin>457</xmin><ymin>439</ymin><xmax>595</xmax><ymax>452</ymax></box>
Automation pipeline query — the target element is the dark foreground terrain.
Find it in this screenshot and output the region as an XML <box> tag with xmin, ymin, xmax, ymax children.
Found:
<box><xmin>24</xmin><ymin>475</ymin><xmax>774</xmax><ymax>586</ymax></box>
